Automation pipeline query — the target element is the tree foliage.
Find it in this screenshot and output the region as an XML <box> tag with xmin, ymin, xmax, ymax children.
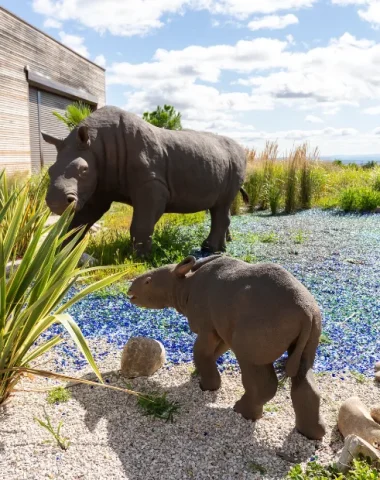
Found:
<box><xmin>142</xmin><ymin>105</ymin><xmax>182</xmax><ymax>130</ymax></box>
<box><xmin>53</xmin><ymin>101</ymin><xmax>92</xmax><ymax>131</ymax></box>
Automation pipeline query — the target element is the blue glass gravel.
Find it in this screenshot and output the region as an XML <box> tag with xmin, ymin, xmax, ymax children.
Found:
<box><xmin>41</xmin><ymin>209</ymin><xmax>380</xmax><ymax>377</ymax></box>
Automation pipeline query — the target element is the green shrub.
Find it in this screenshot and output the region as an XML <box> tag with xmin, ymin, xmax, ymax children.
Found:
<box><xmin>285</xmin><ymin>156</ymin><xmax>299</xmax><ymax>214</ymax></box>
<box><xmin>340</xmin><ymin>187</ymin><xmax>380</xmax><ymax>212</ymax></box>
<box><xmin>244</xmin><ymin>170</ymin><xmax>265</xmax><ymax>212</ymax></box>
<box><xmin>300</xmin><ymin>162</ymin><xmax>313</xmax><ymax>209</ymax></box>
<box><xmin>88</xmin><ymin>219</ymin><xmax>207</xmax><ymax>268</ymax></box>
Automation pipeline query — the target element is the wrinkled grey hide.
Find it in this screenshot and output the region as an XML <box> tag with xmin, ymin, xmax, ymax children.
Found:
<box><xmin>128</xmin><ymin>255</ymin><xmax>326</xmax><ymax>440</ymax></box>
<box><xmin>42</xmin><ymin>106</ymin><xmax>247</xmax><ymax>256</ymax></box>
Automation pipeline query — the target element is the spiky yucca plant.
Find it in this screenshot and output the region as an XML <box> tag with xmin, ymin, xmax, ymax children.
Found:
<box><xmin>0</xmin><ymin>186</ymin><xmax>128</xmax><ymax>406</ymax></box>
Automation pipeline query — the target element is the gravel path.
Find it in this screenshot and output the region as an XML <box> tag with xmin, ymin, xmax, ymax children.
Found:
<box><xmin>1</xmin><ymin>353</ymin><xmax>379</xmax><ymax>480</ymax></box>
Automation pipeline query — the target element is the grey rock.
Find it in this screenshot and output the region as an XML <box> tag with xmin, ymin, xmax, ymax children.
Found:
<box><xmin>120</xmin><ymin>337</ymin><xmax>166</xmax><ymax>378</ymax></box>
<box><xmin>78</xmin><ymin>252</ymin><xmax>98</xmax><ymax>267</ymax></box>
<box><xmin>336</xmin><ymin>434</ymin><xmax>380</xmax><ymax>473</ymax></box>
<box><xmin>371</xmin><ymin>406</ymin><xmax>380</xmax><ymax>425</ymax></box>
<box><xmin>375</xmin><ymin>361</ymin><xmax>380</xmax><ymax>372</ymax></box>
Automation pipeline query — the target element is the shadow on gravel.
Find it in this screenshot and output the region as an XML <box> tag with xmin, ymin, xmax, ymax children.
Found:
<box><xmin>69</xmin><ymin>370</ymin><xmax>317</xmax><ymax>480</ymax></box>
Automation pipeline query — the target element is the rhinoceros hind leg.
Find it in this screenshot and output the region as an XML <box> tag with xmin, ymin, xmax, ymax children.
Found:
<box><xmin>201</xmin><ymin>205</ymin><xmax>230</xmax><ymax>253</ymax></box>
<box><xmin>291</xmin><ymin>369</ymin><xmax>326</xmax><ymax>440</ymax></box>
<box><xmin>233</xmin><ymin>362</ymin><xmax>278</xmax><ymax>421</ymax></box>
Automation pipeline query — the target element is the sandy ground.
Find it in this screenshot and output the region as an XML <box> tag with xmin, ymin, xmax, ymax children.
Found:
<box><xmin>1</xmin><ymin>349</ymin><xmax>379</xmax><ymax>480</ymax></box>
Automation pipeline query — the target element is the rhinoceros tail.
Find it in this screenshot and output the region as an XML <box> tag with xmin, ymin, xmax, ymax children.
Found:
<box><xmin>285</xmin><ymin>318</ymin><xmax>312</xmax><ymax>378</ymax></box>
<box><xmin>239</xmin><ymin>187</ymin><xmax>250</xmax><ymax>205</ymax></box>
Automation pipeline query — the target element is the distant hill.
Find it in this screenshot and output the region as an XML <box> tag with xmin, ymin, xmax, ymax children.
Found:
<box><xmin>321</xmin><ymin>154</ymin><xmax>380</xmax><ymax>164</ymax></box>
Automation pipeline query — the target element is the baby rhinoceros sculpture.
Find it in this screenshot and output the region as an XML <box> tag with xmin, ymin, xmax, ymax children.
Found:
<box><xmin>128</xmin><ymin>254</ymin><xmax>326</xmax><ymax>440</ymax></box>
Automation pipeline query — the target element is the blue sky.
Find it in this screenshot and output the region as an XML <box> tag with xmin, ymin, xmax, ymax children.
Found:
<box><xmin>3</xmin><ymin>0</ymin><xmax>380</xmax><ymax>156</ymax></box>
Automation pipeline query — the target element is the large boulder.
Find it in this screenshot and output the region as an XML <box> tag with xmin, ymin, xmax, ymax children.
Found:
<box><xmin>120</xmin><ymin>337</ymin><xmax>166</xmax><ymax>378</ymax></box>
<box><xmin>338</xmin><ymin>396</ymin><xmax>380</xmax><ymax>447</ymax></box>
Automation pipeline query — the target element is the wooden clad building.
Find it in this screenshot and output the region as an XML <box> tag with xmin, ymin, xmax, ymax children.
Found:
<box><xmin>0</xmin><ymin>6</ymin><xmax>105</xmax><ymax>174</ymax></box>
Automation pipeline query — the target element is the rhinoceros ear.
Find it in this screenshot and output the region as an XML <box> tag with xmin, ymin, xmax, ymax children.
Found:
<box><xmin>174</xmin><ymin>256</ymin><xmax>196</xmax><ymax>278</ymax></box>
<box><xmin>41</xmin><ymin>132</ymin><xmax>64</xmax><ymax>151</ymax></box>
<box><xmin>77</xmin><ymin>125</ymin><xmax>90</xmax><ymax>146</ymax></box>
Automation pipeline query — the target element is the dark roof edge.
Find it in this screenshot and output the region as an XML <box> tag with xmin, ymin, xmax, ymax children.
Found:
<box><xmin>0</xmin><ymin>6</ymin><xmax>106</xmax><ymax>72</ymax></box>
<box><xmin>25</xmin><ymin>67</ymin><xmax>99</xmax><ymax>105</ymax></box>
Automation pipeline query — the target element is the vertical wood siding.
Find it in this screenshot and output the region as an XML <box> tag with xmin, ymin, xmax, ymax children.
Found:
<box><xmin>0</xmin><ymin>7</ymin><xmax>105</xmax><ymax>175</ymax></box>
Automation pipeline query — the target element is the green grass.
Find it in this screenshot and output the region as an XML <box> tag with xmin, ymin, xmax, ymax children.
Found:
<box><xmin>293</xmin><ymin>230</ymin><xmax>307</xmax><ymax>244</ymax></box>
<box><xmin>47</xmin><ymin>386</ymin><xmax>71</xmax><ymax>405</ymax></box>
<box><xmin>264</xmin><ymin>404</ymin><xmax>280</xmax><ymax>413</ymax></box>
<box><xmin>259</xmin><ymin>232</ymin><xmax>279</xmax><ymax>243</ymax></box>
<box><xmin>286</xmin><ymin>456</ymin><xmax>380</xmax><ymax>479</ymax></box>
<box><xmin>137</xmin><ymin>391</ymin><xmax>181</xmax><ymax>422</ymax></box>
<box><xmin>350</xmin><ymin>371</ymin><xmax>367</xmax><ymax>384</ymax></box>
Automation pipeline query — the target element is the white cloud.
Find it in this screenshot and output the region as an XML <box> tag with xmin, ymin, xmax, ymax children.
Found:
<box><xmin>248</xmin><ymin>14</ymin><xmax>299</xmax><ymax>31</ymax></box>
<box><xmin>107</xmin><ymin>32</ymin><xmax>380</xmax><ymax>148</ymax></box>
<box><xmin>58</xmin><ymin>31</ymin><xmax>89</xmax><ymax>58</ymax></box>
<box><xmin>363</xmin><ymin>105</ymin><xmax>380</xmax><ymax>114</ymax></box>
<box><xmin>94</xmin><ymin>54</ymin><xmax>106</xmax><ymax>67</ymax></box>
<box><xmin>108</xmin><ymin>37</ymin><xmax>289</xmax><ymax>86</ymax></box>
<box><xmin>209</xmin><ymin>0</ymin><xmax>317</xmax><ymax>17</ymax></box>
<box><xmin>33</xmin><ymin>0</ymin><xmax>316</xmax><ymax>37</ymax></box>
<box><xmin>331</xmin><ymin>1</ymin><xmax>380</xmax><ymax>28</ymax></box>
<box><xmin>305</xmin><ymin>114</ymin><xmax>324</xmax><ymax>123</ymax></box>
<box><xmin>238</xmin><ymin>33</ymin><xmax>380</xmax><ymax>112</ymax></box>
<box><xmin>43</xmin><ymin>18</ymin><xmax>62</xmax><ymax>29</ymax></box>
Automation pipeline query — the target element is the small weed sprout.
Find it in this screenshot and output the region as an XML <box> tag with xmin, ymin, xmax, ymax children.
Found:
<box><xmin>293</xmin><ymin>230</ymin><xmax>307</xmax><ymax>244</ymax></box>
<box><xmin>350</xmin><ymin>371</ymin><xmax>366</xmax><ymax>384</ymax></box>
<box><xmin>47</xmin><ymin>387</ymin><xmax>71</xmax><ymax>405</ymax></box>
<box><xmin>320</xmin><ymin>333</ymin><xmax>333</xmax><ymax>345</ymax></box>
<box><xmin>34</xmin><ymin>408</ymin><xmax>71</xmax><ymax>450</ymax></box>
<box><xmin>264</xmin><ymin>404</ymin><xmax>280</xmax><ymax>413</ymax></box>
<box><xmin>137</xmin><ymin>392</ymin><xmax>180</xmax><ymax>423</ymax></box>
<box><xmin>259</xmin><ymin>232</ymin><xmax>279</xmax><ymax>244</ymax></box>
<box><xmin>247</xmin><ymin>461</ymin><xmax>267</xmax><ymax>475</ymax></box>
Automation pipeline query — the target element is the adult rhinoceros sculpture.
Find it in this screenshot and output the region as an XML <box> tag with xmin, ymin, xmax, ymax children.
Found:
<box><xmin>42</xmin><ymin>106</ymin><xmax>247</xmax><ymax>256</ymax></box>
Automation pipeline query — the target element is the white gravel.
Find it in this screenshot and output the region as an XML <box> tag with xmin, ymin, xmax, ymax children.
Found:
<box><xmin>1</xmin><ymin>351</ymin><xmax>379</xmax><ymax>480</ymax></box>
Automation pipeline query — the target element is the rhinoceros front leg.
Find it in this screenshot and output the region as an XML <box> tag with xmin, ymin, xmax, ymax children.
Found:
<box><xmin>193</xmin><ymin>330</ymin><xmax>223</xmax><ymax>391</ymax></box>
<box><xmin>130</xmin><ymin>181</ymin><xmax>168</xmax><ymax>257</ymax></box>
<box><xmin>202</xmin><ymin>205</ymin><xmax>231</xmax><ymax>253</ymax></box>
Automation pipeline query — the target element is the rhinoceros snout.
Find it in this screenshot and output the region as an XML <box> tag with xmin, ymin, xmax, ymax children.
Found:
<box><xmin>46</xmin><ymin>189</ymin><xmax>78</xmax><ymax>215</ymax></box>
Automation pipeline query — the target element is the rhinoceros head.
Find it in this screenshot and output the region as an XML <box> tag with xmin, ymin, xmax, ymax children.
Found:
<box><xmin>42</xmin><ymin>126</ymin><xmax>97</xmax><ymax>215</ymax></box>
